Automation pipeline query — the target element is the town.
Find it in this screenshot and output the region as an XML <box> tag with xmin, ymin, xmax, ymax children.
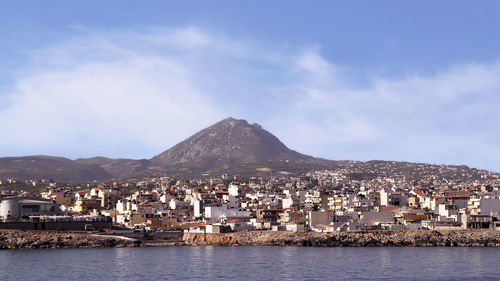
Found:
<box><xmin>1</xmin><ymin>161</ymin><xmax>500</xmax><ymax>236</ymax></box>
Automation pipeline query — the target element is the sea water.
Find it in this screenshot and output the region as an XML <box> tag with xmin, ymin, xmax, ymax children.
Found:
<box><xmin>0</xmin><ymin>246</ymin><xmax>499</xmax><ymax>280</ymax></box>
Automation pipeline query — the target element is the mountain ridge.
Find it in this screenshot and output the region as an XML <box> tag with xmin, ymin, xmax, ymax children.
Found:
<box><xmin>0</xmin><ymin>117</ymin><xmax>496</xmax><ymax>182</ymax></box>
<box><xmin>151</xmin><ymin>117</ymin><xmax>312</xmax><ymax>165</ymax></box>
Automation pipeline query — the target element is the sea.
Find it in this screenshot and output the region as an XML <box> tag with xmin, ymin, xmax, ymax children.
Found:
<box><xmin>1</xmin><ymin>246</ymin><xmax>499</xmax><ymax>280</ymax></box>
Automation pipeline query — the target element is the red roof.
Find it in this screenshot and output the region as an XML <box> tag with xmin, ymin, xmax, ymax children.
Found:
<box><xmin>214</xmin><ymin>191</ymin><xmax>229</xmax><ymax>194</ymax></box>
<box><xmin>413</xmin><ymin>189</ymin><xmax>425</xmax><ymax>196</ymax></box>
<box><xmin>191</xmin><ymin>224</ymin><xmax>206</xmax><ymax>228</ymax></box>
<box><xmin>434</xmin><ymin>195</ymin><xmax>471</xmax><ymax>199</ymax></box>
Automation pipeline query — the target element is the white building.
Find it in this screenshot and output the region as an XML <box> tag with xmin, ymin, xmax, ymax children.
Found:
<box><xmin>0</xmin><ymin>198</ymin><xmax>62</xmax><ymax>222</ymax></box>
<box><xmin>228</xmin><ymin>184</ymin><xmax>239</xmax><ymax>196</ymax></box>
<box><xmin>204</xmin><ymin>204</ymin><xmax>252</xmax><ymax>223</ymax></box>
<box><xmin>380</xmin><ymin>189</ymin><xmax>390</xmax><ymax>206</ymax></box>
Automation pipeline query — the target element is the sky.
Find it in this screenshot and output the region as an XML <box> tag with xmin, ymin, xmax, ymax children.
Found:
<box><xmin>0</xmin><ymin>1</ymin><xmax>499</xmax><ymax>171</ymax></box>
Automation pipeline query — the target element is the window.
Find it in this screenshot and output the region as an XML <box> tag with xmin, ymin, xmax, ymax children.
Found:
<box><xmin>40</xmin><ymin>204</ymin><xmax>54</xmax><ymax>212</ymax></box>
<box><xmin>21</xmin><ymin>205</ymin><xmax>40</xmax><ymax>213</ymax></box>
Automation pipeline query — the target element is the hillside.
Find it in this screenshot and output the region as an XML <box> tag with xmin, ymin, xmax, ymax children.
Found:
<box><xmin>0</xmin><ymin>118</ymin><xmax>497</xmax><ymax>182</ymax></box>
<box><xmin>0</xmin><ymin>156</ymin><xmax>112</xmax><ymax>182</ymax></box>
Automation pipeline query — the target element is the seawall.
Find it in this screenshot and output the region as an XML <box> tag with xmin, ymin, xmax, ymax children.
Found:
<box><xmin>4</xmin><ymin>230</ymin><xmax>500</xmax><ymax>249</ymax></box>
<box><xmin>0</xmin><ymin>230</ymin><xmax>142</xmax><ymax>249</ymax></box>
<box><xmin>183</xmin><ymin>230</ymin><xmax>500</xmax><ymax>247</ymax></box>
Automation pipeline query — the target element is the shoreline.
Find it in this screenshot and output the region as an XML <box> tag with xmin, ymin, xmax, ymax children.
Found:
<box><xmin>2</xmin><ymin>229</ymin><xmax>500</xmax><ymax>249</ymax></box>
<box><xmin>0</xmin><ymin>230</ymin><xmax>142</xmax><ymax>250</ymax></box>
<box><xmin>183</xmin><ymin>230</ymin><xmax>500</xmax><ymax>247</ymax></box>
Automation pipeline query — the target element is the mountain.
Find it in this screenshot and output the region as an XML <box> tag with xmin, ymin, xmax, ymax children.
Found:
<box><xmin>139</xmin><ymin>117</ymin><xmax>335</xmax><ymax>177</ymax></box>
<box><xmin>73</xmin><ymin>157</ymin><xmax>150</xmax><ymax>179</ymax></box>
<box><xmin>0</xmin><ymin>156</ymin><xmax>112</xmax><ymax>183</ymax></box>
<box><xmin>152</xmin><ymin>117</ymin><xmax>308</xmax><ymax>165</ymax></box>
<box><xmin>0</xmin><ymin>117</ymin><xmax>496</xmax><ymax>182</ymax></box>
<box><xmin>149</xmin><ymin>117</ymin><xmax>330</xmax><ymax>176</ymax></box>
<box><xmin>0</xmin><ymin>117</ymin><xmax>336</xmax><ymax>181</ymax></box>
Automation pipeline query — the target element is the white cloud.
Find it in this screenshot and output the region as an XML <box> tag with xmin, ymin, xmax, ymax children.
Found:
<box><xmin>267</xmin><ymin>49</ymin><xmax>500</xmax><ymax>170</ymax></box>
<box><xmin>0</xmin><ymin>28</ymin><xmax>229</xmax><ymax>158</ymax></box>
<box><xmin>0</xmin><ymin>26</ymin><xmax>499</xmax><ymax>170</ymax></box>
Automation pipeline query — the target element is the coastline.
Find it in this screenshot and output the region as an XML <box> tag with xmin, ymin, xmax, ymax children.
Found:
<box><xmin>0</xmin><ymin>230</ymin><xmax>142</xmax><ymax>250</ymax></box>
<box><xmin>184</xmin><ymin>230</ymin><xmax>500</xmax><ymax>247</ymax></box>
<box><xmin>183</xmin><ymin>230</ymin><xmax>500</xmax><ymax>247</ymax></box>
<box><xmin>3</xmin><ymin>229</ymin><xmax>500</xmax><ymax>249</ymax></box>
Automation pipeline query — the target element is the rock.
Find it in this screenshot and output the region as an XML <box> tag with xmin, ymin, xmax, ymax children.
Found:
<box><xmin>0</xmin><ymin>230</ymin><xmax>142</xmax><ymax>250</ymax></box>
<box><xmin>182</xmin><ymin>230</ymin><xmax>500</xmax><ymax>247</ymax></box>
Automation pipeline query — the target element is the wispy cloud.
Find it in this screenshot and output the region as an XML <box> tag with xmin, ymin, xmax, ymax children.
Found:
<box><xmin>0</xmin><ymin>26</ymin><xmax>499</xmax><ymax>170</ymax></box>
<box><xmin>271</xmin><ymin>51</ymin><xmax>500</xmax><ymax>170</ymax></box>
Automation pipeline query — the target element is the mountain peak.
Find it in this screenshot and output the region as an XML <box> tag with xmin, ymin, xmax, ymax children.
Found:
<box><xmin>222</xmin><ymin>116</ymin><xmax>238</xmax><ymax>122</ymax></box>
<box><xmin>219</xmin><ymin>117</ymin><xmax>248</xmax><ymax>125</ymax></box>
<box><xmin>151</xmin><ymin>118</ymin><xmax>309</xmax><ymax>170</ymax></box>
<box><xmin>219</xmin><ymin>117</ymin><xmax>263</xmax><ymax>130</ymax></box>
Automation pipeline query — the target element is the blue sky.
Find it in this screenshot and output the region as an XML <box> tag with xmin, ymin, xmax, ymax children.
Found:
<box><xmin>0</xmin><ymin>1</ymin><xmax>499</xmax><ymax>171</ymax></box>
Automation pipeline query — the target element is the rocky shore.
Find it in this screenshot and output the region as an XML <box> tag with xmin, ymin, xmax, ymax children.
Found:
<box><xmin>3</xmin><ymin>230</ymin><xmax>500</xmax><ymax>249</ymax></box>
<box><xmin>183</xmin><ymin>230</ymin><xmax>500</xmax><ymax>247</ymax></box>
<box><xmin>0</xmin><ymin>230</ymin><xmax>142</xmax><ymax>249</ymax></box>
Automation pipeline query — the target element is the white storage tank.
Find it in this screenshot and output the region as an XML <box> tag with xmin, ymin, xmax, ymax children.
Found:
<box><xmin>0</xmin><ymin>199</ymin><xmax>20</xmax><ymax>220</ymax></box>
